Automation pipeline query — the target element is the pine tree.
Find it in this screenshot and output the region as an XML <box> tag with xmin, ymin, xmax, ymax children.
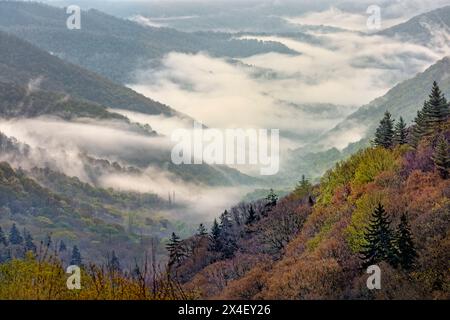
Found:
<box><xmin>294</xmin><ymin>175</ymin><xmax>313</xmax><ymax>198</ymax></box>
<box><xmin>109</xmin><ymin>250</ymin><xmax>121</xmax><ymax>273</ymax></box>
<box><xmin>432</xmin><ymin>135</ymin><xmax>449</xmax><ymax>179</ymax></box>
<box><xmin>209</xmin><ymin>219</ymin><xmax>222</xmax><ymax>252</ymax></box>
<box><xmin>59</xmin><ymin>240</ymin><xmax>67</xmax><ymax>253</ymax></box>
<box><xmin>23</xmin><ymin>229</ymin><xmax>36</xmax><ymax>253</ymax></box>
<box><xmin>265</xmin><ymin>189</ymin><xmax>278</xmax><ymax>212</ymax></box>
<box><xmin>166</xmin><ymin>232</ymin><xmax>184</xmax><ymax>267</ymax></box>
<box><xmin>424</xmin><ymin>81</ymin><xmax>449</xmax><ymax>129</ymax></box>
<box><xmin>246</xmin><ymin>205</ymin><xmax>257</xmax><ymax>225</ymax></box>
<box><xmin>9</xmin><ymin>224</ymin><xmax>23</xmax><ymax>245</ymax></box>
<box><xmin>70</xmin><ymin>245</ymin><xmax>82</xmax><ymax>266</ymax></box>
<box><xmin>360</xmin><ymin>203</ymin><xmax>398</xmax><ymax>268</ymax></box>
<box><xmin>410</xmin><ymin>107</ymin><xmax>428</xmax><ymax>147</ymax></box>
<box><xmin>393</xmin><ymin>117</ymin><xmax>408</xmax><ymax>145</ymax></box>
<box><xmin>411</xmin><ymin>82</ymin><xmax>450</xmax><ymax>148</ymax></box>
<box><xmin>196</xmin><ymin>223</ymin><xmax>208</xmax><ymax>237</ymax></box>
<box><xmin>374</xmin><ymin>111</ymin><xmax>395</xmax><ymax>148</ymax></box>
<box><xmin>0</xmin><ymin>226</ymin><xmax>8</xmax><ymax>246</ymax></box>
<box><xmin>395</xmin><ymin>213</ymin><xmax>417</xmax><ymax>271</ymax></box>
<box><xmin>219</xmin><ymin>210</ymin><xmax>237</xmax><ymax>258</ymax></box>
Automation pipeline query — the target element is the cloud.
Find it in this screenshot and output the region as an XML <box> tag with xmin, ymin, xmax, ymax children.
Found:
<box><xmin>0</xmin><ymin>117</ymin><xmax>249</xmax><ymax>220</ymax></box>
<box><xmin>128</xmin><ymin>25</ymin><xmax>448</xmax><ymax>150</ymax></box>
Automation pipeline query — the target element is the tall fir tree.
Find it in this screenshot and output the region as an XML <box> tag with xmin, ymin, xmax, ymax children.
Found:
<box><xmin>411</xmin><ymin>82</ymin><xmax>449</xmax><ymax>148</ymax></box>
<box><xmin>393</xmin><ymin>116</ymin><xmax>408</xmax><ymax>145</ymax></box>
<box><xmin>265</xmin><ymin>189</ymin><xmax>278</xmax><ymax>212</ymax></box>
<box><xmin>196</xmin><ymin>223</ymin><xmax>208</xmax><ymax>237</ymax></box>
<box><xmin>70</xmin><ymin>245</ymin><xmax>82</xmax><ymax>266</ymax></box>
<box><xmin>0</xmin><ymin>226</ymin><xmax>8</xmax><ymax>246</ymax></box>
<box><xmin>246</xmin><ymin>205</ymin><xmax>257</xmax><ymax>225</ymax></box>
<box><xmin>59</xmin><ymin>240</ymin><xmax>67</xmax><ymax>253</ymax></box>
<box><xmin>8</xmin><ymin>224</ymin><xmax>23</xmax><ymax>245</ymax></box>
<box><xmin>23</xmin><ymin>229</ymin><xmax>36</xmax><ymax>253</ymax></box>
<box><xmin>219</xmin><ymin>210</ymin><xmax>237</xmax><ymax>258</ymax></box>
<box><xmin>432</xmin><ymin>135</ymin><xmax>449</xmax><ymax>179</ymax></box>
<box><xmin>410</xmin><ymin>107</ymin><xmax>428</xmax><ymax>147</ymax></box>
<box><xmin>424</xmin><ymin>81</ymin><xmax>449</xmax><ymax>130</ymax></box>
<box><xmin>395</xmin><ymin>213</ymin><xmax>418</xmax><ymax>271</ymax></box>
<box><xmin>209</xmin><ymin>219</ymin><xmax>222</xmax><ymax>252</ymax></box>
<box><xmin>374</xmin><ymin>111</ymin><xmax>395</xmax><ymax>148</ymax></box>
<box><xmin>109</xmin><ymin>250</ymin><xmax>121</xmax><ymax>273</ymax></box>
<box><xmin>294</xmin><ymin>174</ymin><xmax>313</xmax><ymax>198</ymax></box>
<box><xmin>360</xmin><ymin>203</ymin><xmax>398</xmax><ymax>268</ymax></box>
<box><xmin>166</xmin><ymin>232</ymin><xmax>184</xmax><ymax>267</ymax></box>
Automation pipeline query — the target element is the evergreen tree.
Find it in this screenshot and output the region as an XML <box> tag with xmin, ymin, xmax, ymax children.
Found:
<box><xmin>411</xmin><ymin>82</ymin><xmax>450</xmax><ymax>148</ymax></box>
<box><xmin>109</xmin><ymin>250</ymin><xmax>121</xmax><ymax>273</ymax></box>
<box><xmin>294</xmin><ymin>175</ymin><xmax>313</xmax><ymax>198</ymax></box>
<box><xmin>209</xmin><ymin>219</ymin><xmax>222</xmax><ymax>252</ymax></box>
<box><xmin>9</xmin><ymin>224</ymin><xmax>23</xmax><ymax>245</ymax></box>
<box><xmin>395</xmin><ymin>213</ymin><xmax>417</xmax><ymax>271</ymax></box>
<box><xmin>23</xmin><ymin>229</ymin><xmax>36</xmax><ymax>253</ymax></box>
<box><xmin>393</xmin><ymin>116</ymin><xmax>408</xmax><ymax>145</ymax></box>
<box><xmin>374</xmin><ymin>111</ymin><xmax>395</xmax><ymax>148</ymax></box>
<box><xmin>219</xmin><ymin>210</ymin><xmax>237</xmax><ymax>258</ymax></box>
<box><xmin>196</xmin><ymin>223</ymin><xmax>208</xmax><ymax>237</ymax></box>
<box><xmin>166</xmin><ymin>232</ymin><xmax>184</xmax><ymax>267</ymax></box>
<box><xmin>410</xmin><ymin>107</ymin><xmax>428</xmax><ymax>147</ymax></box>
<box><xmin>70</xmin><ymin>245</ymin><xmax>82</xmax><ymax>266</ymax></box>
<box><xmin>360</xmin><ymin>203</ymin><xmax>398</xmax><ymax>268</ymax></box>
<box><xmin>424</xmin><ymin>81</ymin><xmax>449</xmax><ymax>129</ymax></box>
<box><xmin>432</xmin><ymin>135</ymin><xmax>449</xmax><ymax>179</ymax></box>
<box><xmin>59</xmin><ymin>240</ymin><xmax>67</xmax><ymax>253</ymax></box>
<box><xmin>265</xmin><ymin>189</ymin><xmax>278</xmax><ymax>212</ymax></box>
<box><xmin>0</xmin><ymin>226</ymin><xmax>8</xmax><ymax>246</ymax></box>
<box><xmin>246</xmin><ymin>205</ymin><xmax>257</xmax><ymax>225</ymax></box>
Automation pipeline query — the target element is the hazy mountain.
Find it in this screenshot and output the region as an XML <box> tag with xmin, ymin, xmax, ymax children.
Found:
<box><xmin>320</xmin><ymin>56</ymin><xmax>450</xmax><ymax>146</ymax></box>
<box><xmin>0</xmin><ymin>1</ymin><xmax>295</xmax><ymax>83</ymax></box>
<box><xmin>276</xmin><ymin>56</ymin><xmax>450</xmax><ymax>186</ymax></box>
<box><xmin>0</xmin><ymin>30</ymin><xmax>179</xmax><ymax>117</ymax></box>
<box><xmin>380</xmin><ymin>5</ymin><xmax>450</xmax><ymax>48</ymax></box>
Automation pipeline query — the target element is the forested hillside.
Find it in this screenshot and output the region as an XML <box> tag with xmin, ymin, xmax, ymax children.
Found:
<box><xmin>164</xmin><ymin>82</ymin><xmax>450</xmax><ymax>299</ymax></box>
<box><xmin>279</xmin><ymin>56</ymin><xmax>450</xmax><ymax>185</ymax></box>
<box><xmin>0</xmin><ymin>1</ymin><xmax>295</xmax><ymax>83</ymax></box>
<box><xmin>0</xmin><ymin>30</ymin><xmax>179</xmax><ymax>116</ymax></box>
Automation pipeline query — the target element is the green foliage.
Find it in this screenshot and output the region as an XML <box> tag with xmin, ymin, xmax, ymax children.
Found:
<box><xmin>352</xmin><ymin>147</ymin><xmax>397</xmax><ymax>188</ymax></box>
<box><xmin>9</xmin><ymin>224</ymin><xmax>23</xmax><ymax>245</ymax></box>
<box><xmin>360</xmin><ymin>204</ymin><xmax>398</xmax><ymax>268</ymax></box>
<box><xmin>70</xmin><ymin>246</ymin><xmax>82</xmax><ymax>266</ymax></box>
<box><xmin>394</xmin><ymin>117</ymin><xmax>408</xmax><ymax>145</ymax></box>
<box><xmin>345</xmin><ymin>192</ymin><xmax>386</xmax><ymax>253</ymax></box>
<box><xmin>374</xmin><ymin>111</ymin><xmax>395</xmax><ymax>148</ymax></box>
<box><xmin>432</xmin><ymin>135</ymin><xmax>449</xmax><ymax>179</ymax></box>
<box><xmin>411</xmin><ymin>81</ymin><xmax>450</xmax><ymax>147</ymax></box>
<box><xmin>166</xmin><ymin>232</ymin><xmax>184</xmax><ymax>267</ymax></box>
<box><xmin>293</xmin><ymin>175</ymin><xmax>313</xmax><ymax>199</ymax></box>
<box><xmin>196</xmin><ymin>224</ymin><xmax>208</xmax><ymax>237</ymax></box>
<box><xmin>209</xmin><ymin>219</ymin><xmax>221</xmax><ymax>252</ymax></box>
<box><xmin>395</xmin><ymin>213</ymin><xmax>417</xmax><ymax>271</ymax></box>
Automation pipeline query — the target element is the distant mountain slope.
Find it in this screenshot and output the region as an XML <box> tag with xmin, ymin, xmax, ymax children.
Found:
<box><xmin>379</xmin><ymin>5</ymin><xmax>450</xmax><ymax>48</ymax></box>
<box><xmin>0</xmin><ymin>1</ymin><xmax>295</xmax><ymax>83</ymax></box>
<box><xmin>0</xmin><ymin>30</ymin><xmax>179</xmax><ymax>116</ymax></box>
<box><xmin>0</xmin><ymin>81</ymin><xmax>128</xmax><ymax>121</ymax></box>
<box><xmin>320</xmin><ymin>56</ymin><xmax>450</xmax><ymax>146</ymax></box>
<box><xmin>276</xmin><ymin>57</ymin><xmax>450</xmax><ymax>186</ymax></box>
